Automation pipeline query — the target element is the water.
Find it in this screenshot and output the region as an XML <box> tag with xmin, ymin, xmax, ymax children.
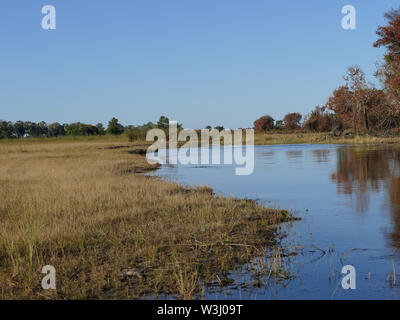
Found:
<box><xmin>148</xmin><ymin>144</ymin><xmax>400</xmax><ymax>299</ymax></box>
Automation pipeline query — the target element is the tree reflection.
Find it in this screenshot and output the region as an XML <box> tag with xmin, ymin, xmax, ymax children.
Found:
<box><xmin>311</xmin><ymin>149</ymin><xmax>331</xmax><ymax>163</ymax></box>
<box><xmin>331</xmin><ymin>146</ymin><xmax>400</xmax><ymax>246</ymax></box>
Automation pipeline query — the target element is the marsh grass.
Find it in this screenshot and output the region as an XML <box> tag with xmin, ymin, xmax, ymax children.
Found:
<box><xmin>4</xmin><ymin>131</ymin><xmax>400</xmax><ymax>147</ymax></box>
<box><xmin>0</xmin><ymin>140</ymin><xmax>296</xmax><ymax>299</ymax></box>
<box><xmin>253</xmin><ymin>132</ymin><xmax>400</xmax><ymax>146</ymax></box>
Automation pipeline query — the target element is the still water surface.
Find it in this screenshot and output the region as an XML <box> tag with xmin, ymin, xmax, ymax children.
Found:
<box><xmin>149</xmin><ymin>144</ymin><xmax>400</xmax><ymax>299</ymax></box>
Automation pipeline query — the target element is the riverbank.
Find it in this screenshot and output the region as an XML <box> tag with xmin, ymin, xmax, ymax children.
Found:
<box><xmin>0</xmin><ymin>140</ymin><xmax>296</xmax><ymax>299</ymax></box>
<box><xmin>253</xmin><ymin>132</ymin><xmax>400</xmax><ymax>145</ymax></box>
<box><xmin>2</xmin><ymin>131</ymin><xmax>400</xmax><ymax>147</ymax></box>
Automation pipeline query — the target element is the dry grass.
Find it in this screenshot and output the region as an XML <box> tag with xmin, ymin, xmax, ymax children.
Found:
<box><xmin>253</xmin><ymin>132</ymin><xmax>400</xmax><ymax>146</ymax></box>
<box><xmin>0</xmin><ymin>139</ymin><xmax>295</xmax><ymax>299</ymax></box>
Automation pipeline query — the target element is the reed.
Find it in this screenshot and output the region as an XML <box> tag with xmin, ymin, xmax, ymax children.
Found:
<box><xmin>0</xmin><ymin>140</ymin><xmax>295</xmax><ymax>299</ymax></box>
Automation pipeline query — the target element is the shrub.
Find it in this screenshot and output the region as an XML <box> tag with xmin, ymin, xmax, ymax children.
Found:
<box><xmin>302</xmin><ymin>106</ymin><xmax>334</xmax><ymax>132</ymax></box>
<box><xmin>283</xmin><ymin>113</ymin><xmax>302</xmax><ymax>130</ymax></box>
<box><xmin>125</xmin><ymin>129</ymin><xmax>146</xmax><ymax>142</ymax></box>
<box><xmin>254</xmin><ymin>115</ymin><xmax>274</xmax><ymax>132</ymax></box>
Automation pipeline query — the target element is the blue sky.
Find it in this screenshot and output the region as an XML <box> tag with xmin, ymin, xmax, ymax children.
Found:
<box><xmin>0</xmin><ymin>1</ymin><xmax>398</xmax><ymax>128</ymax></box>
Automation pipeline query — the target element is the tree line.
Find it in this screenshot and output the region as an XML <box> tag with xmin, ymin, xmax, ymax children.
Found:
<box><xmin>0</xmin><ymin>117</ymin><xmax>173</xmax><ymax>140</ymax></box>
<box><xmin>0</xmin><ymin>114</ymin><xmax>227</xmax><ymax>141</ymax></box>
<box><xmin>0</xmin><ymin>119</ymin><xmax>107</xmax><ymax>139</ymax></box>
<box><xmin>255</xmin><ymin>6</ymin><xmax>400</xmax><ymax>135</ymax></box>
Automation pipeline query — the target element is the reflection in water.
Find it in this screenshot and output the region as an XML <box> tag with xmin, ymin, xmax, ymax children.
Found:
<box><xmin>330</xmin><ymin>146</ymin><xmax>400</xmax><ymax>247</ymax></box>
<box><xmin>311</xmin><ymin>149</ymin><xmax>331</xmax><ymax>163</ymax></box>
<box><xmin>285</xmin><ymin>150</ymin><xmax>303</xmax><ymax>163</ymax></box>
<box><xmin>151</xmin><ymin>144</ymin><xmax>400</xmax><ymax>299</ymax></box>
<box><xmin>389</xmin><ymin>176</ymin><xmax>400</xmax><ymax>247</ymax></box>
<box><xmin>259</xmin><ymin>151</ymin><xmax>275</xmax><ymax>165</ymax></box>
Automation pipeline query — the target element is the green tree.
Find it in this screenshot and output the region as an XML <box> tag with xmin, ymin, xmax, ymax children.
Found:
<box><xmin>275</xmin><ymin>120</ymin><xmax>284</xmax><ymax>130</ymax></box>
<box><xmin>38</xmin><ymin>121</ymin><xmax>48</xmax><ymax>137</ymax></box>
<box><xmin>96</xmin><ymin>123</ymin><xmax>106</xmax><ymax>135</ymax></box>
<box><xmin>25</xmin><ymin>122</ymin><xmax>40</xmax><ymax>137</ymax></box>
<box><xmin>157</xmin><ymin>116</ymin><xmax>170</xmax><ymax>129</ymax></box>
<box><xmin>48</xmin><ymin>122</ymin><xmax>65</xmax><ymax>137</ymax></box>
<box><xmin>107</xmin><ymin>118</ymin><xmax>124</xmax><ymax>135</ymax></box>
<box><xmin>0</xmin><ymin>121</ymin><xmax>14</xmax><ymax>139</ymax></box>
<box><xmin>14</xmin><ymin>121</ymin><xmax>26</xmax><ymax>138</ymax></box>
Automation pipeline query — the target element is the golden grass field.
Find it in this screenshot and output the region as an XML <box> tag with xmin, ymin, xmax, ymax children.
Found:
<box><xmin>0</xmin><ymin>138</ymin><xmax>295</xmax><ymax>299</ymax></box>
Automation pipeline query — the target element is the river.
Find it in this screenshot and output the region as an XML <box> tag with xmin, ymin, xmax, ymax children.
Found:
<box><xmin>148</xmin><ymin>144</ymin><xmax>400</xmax><ymax>299</ymax></box>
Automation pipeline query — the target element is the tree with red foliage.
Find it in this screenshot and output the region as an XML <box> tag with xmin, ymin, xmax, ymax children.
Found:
<box><xmin>362</xmin><ymin>88</ymin><xmax>391</xmax><ymax>130</ymax></box>
<box><xmin>303</xmin><ymin>106</ymin><xmax>334</xmax><ymax>132</ymax></box>
<box><xmin>373</xmin><ymin>6</ymin><xmax>400</xmax><ymax>124</ymax></box>
<box><xmin>326</xmin><ymin>85</ymin><xmax>353</xmax><ymax>129</ymax></box>
<box><xmin>374</xmin><ymin>6</ymin><xmax>400</xmax><ymax>88</ymax></box>
<box><xmin>253</xmin><ymin>115</ymin><xmax>274</xmax><ymax>132</ymax></box>
<box><xmin>344</xmin><ymin>65</ymin><xmax>368</xmax><ymax>132</ymax></box>
<box><xmin>283</xmin><ymin>113</ymin><xmax>302</xmax><ymax>130</ymax></box>
<box><xmin>326</xmin><ymin>66</ymin><xmax>366</xmax><ymax>132</ymax></box>
<box><xmin>326</xmin><ymin>66</ymin><xmax>390</xmax><ymax>132</ymax></box>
